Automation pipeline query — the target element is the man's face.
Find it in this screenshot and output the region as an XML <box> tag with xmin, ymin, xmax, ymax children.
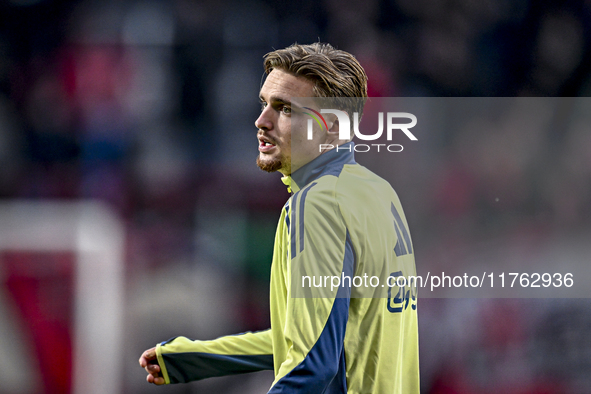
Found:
<box><xmin>255</xmin><ymin>69</ymin><xmax>340</xmax><ymax>175</ymax></box>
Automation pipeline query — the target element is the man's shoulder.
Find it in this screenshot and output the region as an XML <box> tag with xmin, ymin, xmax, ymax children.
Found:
<box><xmin>337</xmin><ymin>163</ymin><xmax>394</xmax><ymax>193</ymax></box>
<box><xmin>295</xmin><ymin>163</ymin><xmax>396</xmax><ymax>208</ymax></box>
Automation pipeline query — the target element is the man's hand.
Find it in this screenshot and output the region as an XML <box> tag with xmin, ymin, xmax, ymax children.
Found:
<box><xmin>139</xmin><ymin>347</ymin><xmax>165</xmax><ymax>385</ymax></box>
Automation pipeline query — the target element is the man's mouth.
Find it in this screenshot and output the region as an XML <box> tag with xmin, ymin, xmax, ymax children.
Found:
<box><xmin>258</xmin><ymin>136</ymin><xmax>277</xmax><ymax>152</ymax></box>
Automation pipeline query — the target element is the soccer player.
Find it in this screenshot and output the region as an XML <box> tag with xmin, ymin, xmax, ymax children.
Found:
<box><xmin>140</xmin><ymin>42</ymin><xmax>419</xmax><ymax>393</ymax></box>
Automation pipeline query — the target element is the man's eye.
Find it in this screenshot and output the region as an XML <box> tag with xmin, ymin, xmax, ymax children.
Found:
<box><xmin>281</xmin><ymin>106</ymin><xmax>291</xmax><ymax>115</ymax></box>
<box><xmin>260</xmin><ymin>102</ymin><xmax>267</xmax><ymax>111</ymax></box>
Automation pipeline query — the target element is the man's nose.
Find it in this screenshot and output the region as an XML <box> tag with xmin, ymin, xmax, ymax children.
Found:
<box><xmin>255</xmin><ymin>106</ymin><xmax>273</xmax><ymax>131</ymax></box>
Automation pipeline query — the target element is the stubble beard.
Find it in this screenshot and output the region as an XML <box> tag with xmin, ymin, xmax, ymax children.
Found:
<box><xmin>256</xmin><ymin>154</ymin><xmax>284</xmax><ymax>173</ymax></box>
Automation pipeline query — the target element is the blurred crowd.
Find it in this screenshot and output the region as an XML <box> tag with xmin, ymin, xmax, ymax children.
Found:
<box><xmin>0</xmin><ymin>0</ymin><xmax>590</xmax><ymax>393</ymax></box>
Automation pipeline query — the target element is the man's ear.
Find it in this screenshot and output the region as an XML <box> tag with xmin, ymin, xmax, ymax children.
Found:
<box><xmin>327</xmin><ymin>114</ymin><xmax>339</xmax><ymax>134</ymax></box>
<box><xmin>327</xmin><ymin>111</ymin><xmax>351</xmax><ymax>141</ymax></box>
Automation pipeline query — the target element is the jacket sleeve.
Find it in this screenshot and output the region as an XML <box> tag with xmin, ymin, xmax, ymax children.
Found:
<box><xmin>155</xmin><ymin>329</ymin><xmax>273</xmax><ymax>384</ymax></box>
<box><xmin>269</xmin><ymin>184</ymin><xmax>354</xmax><ymax>393</ymax></box>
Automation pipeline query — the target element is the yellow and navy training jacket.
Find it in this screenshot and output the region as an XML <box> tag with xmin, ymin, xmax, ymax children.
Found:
<box><xmin>156</xmin><ymin>142</ymin><xmax>420</xmax><ymax>393</ymax></box>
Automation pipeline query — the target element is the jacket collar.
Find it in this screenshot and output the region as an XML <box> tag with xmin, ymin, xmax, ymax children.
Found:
<box><xmin>281</xmin><ymin>141</ymin><xmax>356</xmax><ymax>193</ymax></box>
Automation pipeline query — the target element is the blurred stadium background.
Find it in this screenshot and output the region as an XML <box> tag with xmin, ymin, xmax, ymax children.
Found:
<box><xmin>0</xmin><ymin>0</ymin><xmax>590</xmax><ymax>393</ymax></box>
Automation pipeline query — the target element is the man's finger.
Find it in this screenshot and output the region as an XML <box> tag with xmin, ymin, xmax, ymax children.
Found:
<box><xmin>146</xmin><ymin>372</ymin><xmax>165</xmax><ymax>385</ymax></box>
<box><xmin>145</xmin><ymin>364</ymin><xmax>160</xmax><ymax>374</ymax></box>
<box><xmin>144</xmin><ymin>348</ymin><xmax>156</xmax><ymax>360</ymax></box>
<box><xmin>139</xmin><ymin>347</ymin><xmax>157</xmax><ymax>367</ymax></box>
